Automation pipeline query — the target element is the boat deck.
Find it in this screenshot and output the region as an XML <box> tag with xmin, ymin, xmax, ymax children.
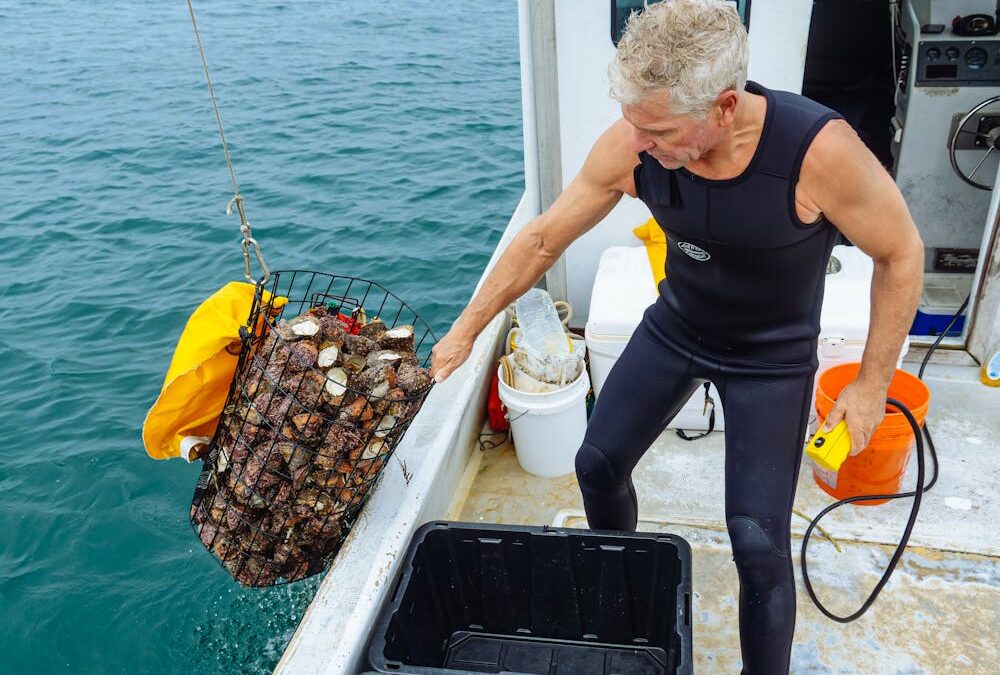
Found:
<box><xmin>448</xmin><ymin>363</ymin><xmax>1000</xmax><ymax>673</ymax></box>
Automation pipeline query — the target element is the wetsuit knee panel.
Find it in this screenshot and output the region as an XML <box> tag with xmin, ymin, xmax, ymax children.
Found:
<box><xmin>575</xmin><ymin>442</ymin><xmax>622</xmax><ymax>490</ymax></box>
<box><xmin>726</xmin><ymin>515</ymin><xmax>789</xmax><ymax>571</ymax></box>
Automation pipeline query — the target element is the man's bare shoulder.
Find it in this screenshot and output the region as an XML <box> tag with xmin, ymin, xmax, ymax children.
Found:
<box><xmin>798</xmin><ymin>117</ymin><xmax>918</xmax><ymax>261</ymax></box>
<box><xmin>799</xmin><ymin>119</ymin><xmax>882</xmax><ymax>207</ymax></box>
<box><xmin>581</xmin><ymin>119</ymin><xmax>642</xmax><ymax>198</ymax></box>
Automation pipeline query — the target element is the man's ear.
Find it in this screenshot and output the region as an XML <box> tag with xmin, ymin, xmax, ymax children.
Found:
<box><xmin>714</xmin><ymin>89</ymin><xmax>739</xmax><ymax>127</ymax></box>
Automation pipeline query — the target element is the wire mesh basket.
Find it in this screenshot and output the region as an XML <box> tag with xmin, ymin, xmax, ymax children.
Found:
<box><xmin>189</xmin><ymin>270</ymin><xmax>436</xmax><ymax>586</ymax></box>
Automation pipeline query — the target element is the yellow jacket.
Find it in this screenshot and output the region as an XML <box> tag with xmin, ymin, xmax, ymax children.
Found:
<box><xmin>142</xmin><ymin>282</ymin><xmax>285</xmax><ymax>460</ymax></box>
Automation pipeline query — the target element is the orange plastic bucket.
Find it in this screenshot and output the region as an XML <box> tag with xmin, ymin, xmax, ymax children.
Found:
<box><xmin>813</xmin><ymin>363</ymin><xmax>930</xmax><ymax>506</ymax></box>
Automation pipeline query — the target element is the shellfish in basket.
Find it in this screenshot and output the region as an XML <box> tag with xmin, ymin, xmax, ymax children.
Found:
<box><xmin>187</xmin><ymin>273</ymin><xmax>435</xmax><ymax>586</ymax></box>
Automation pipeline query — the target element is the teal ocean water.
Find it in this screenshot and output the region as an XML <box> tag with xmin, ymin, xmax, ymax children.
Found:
<box><xmin>0</xmin><ymin>1</ymin><xmax>522</xmax><ymax>672</ymax></box>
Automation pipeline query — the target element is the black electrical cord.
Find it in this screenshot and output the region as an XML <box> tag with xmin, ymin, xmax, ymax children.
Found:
<box><xmin>918</xmin><ymin>294</ymin><xmax>971</xmax><ymax>379</ymax></box>
<box><xmin>801</xmin><ymin>399</ymin><xmax>930</xmax><ymax>622</ymax></box>
<box><xmin>801</xmin><ymin>293</ymin><xmax>970</xmax><ymax>621</ymax></box>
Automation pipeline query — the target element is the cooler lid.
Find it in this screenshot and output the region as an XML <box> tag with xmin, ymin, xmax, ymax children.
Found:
<box><xmin>820</xmin><ymin>245</ymin><xmax>874</xmax><ymax>341</ymax></box>
<box><xmin>586</xmin><ymin>246</ymin><xmax>658</xmax><ymax>337</ymax></box>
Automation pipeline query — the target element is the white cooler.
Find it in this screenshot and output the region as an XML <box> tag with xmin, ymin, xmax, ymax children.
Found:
<box><xmin>584</xmin><ymin>246</ymin><xmax>724</xmax><ymax>431</ymax></box>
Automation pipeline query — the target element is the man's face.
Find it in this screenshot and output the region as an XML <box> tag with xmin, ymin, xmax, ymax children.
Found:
<box><xmin>622</xmin><ymin>91</ymin><xmax>721</xmax><ymax>169</ymax></box>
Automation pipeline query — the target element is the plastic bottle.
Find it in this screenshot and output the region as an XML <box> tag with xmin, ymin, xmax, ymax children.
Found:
<box><xmin>982</xmin><ymin>346</ymin><xmax>1000</xmax><ymax>387</ymax></box>
<box><xmin>515</xmin><ymin>288</ymin><xmax>570</xmax><ymax>356</ymax></box>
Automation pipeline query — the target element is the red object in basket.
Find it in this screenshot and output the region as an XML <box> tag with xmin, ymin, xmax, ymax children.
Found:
<box><xmin>487</xmin><ymin>369</ymin><xmax>509</xmax><ymax>431</ymax></box>
<box><xmin>337</xmin><ymin>312</ymin><xmax>363</xmax><ymax>335</ymax></box>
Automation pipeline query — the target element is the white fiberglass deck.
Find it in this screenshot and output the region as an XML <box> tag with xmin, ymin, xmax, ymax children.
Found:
<box><xmin>449</xmin><ymin>362</ymin><xmax>1000</xmax><ymax>673</ymax></box>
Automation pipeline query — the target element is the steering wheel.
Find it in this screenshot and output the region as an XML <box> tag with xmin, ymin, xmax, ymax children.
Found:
<box><xmin>949</xmin><ymin>94</ymin><xmax>1000</xmax><ymax>191</ymax></box>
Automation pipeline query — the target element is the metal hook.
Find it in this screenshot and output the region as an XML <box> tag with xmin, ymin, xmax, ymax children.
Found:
<box><xmin>241</xmin><ymin>236</ymin><xmax>269</xmax><ymax>285</ymax></box>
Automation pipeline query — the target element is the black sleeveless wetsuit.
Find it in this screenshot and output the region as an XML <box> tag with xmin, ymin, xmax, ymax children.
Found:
<box><xmin>575</xmin><ymin>82</ymin><xmax>843</xmax><ymax>674</ymax></box>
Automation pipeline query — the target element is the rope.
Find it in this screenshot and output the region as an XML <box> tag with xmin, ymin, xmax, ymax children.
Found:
<box><xmin>185</xmin><ymin>0</ymin><xmax>269</xmax><ymax>284</ymax></box>
<box><xmin>792</xmin><ymin>508</ymin><xmax>842</xmax><ymax>553</ymax></box>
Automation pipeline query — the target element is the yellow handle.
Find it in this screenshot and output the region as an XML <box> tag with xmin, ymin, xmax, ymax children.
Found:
<box><xmin>807</xmin><ymin>420</ymin><xmax>852</xmax><ymax>472</ymax></box>
<box><xmin>507</xmin><ymin>325</ymin><xmax>576</xmax><ymax>353</ymax></box>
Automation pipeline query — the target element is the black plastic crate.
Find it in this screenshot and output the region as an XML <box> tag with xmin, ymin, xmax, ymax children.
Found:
<box><xmin>368</xmin><ymin>521</ymin><xmax>693</xmax><ymax>675</ymax></box>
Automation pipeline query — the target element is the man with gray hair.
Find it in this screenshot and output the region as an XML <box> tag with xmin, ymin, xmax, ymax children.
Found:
<box><xmin>431</xmin><ymin>0</ymin><xmax>923</xmax><ymax>671</ymax></box>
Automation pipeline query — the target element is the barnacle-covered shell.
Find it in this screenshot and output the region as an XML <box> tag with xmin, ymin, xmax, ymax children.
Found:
<box><xmin>337</xmin><ymin>479</ymin><xmax>374</xmax><ymax>505</ymax></box>
<box><xmin>396</xmin><ymin>363</ymin><xmax>433</xmax><ymax>395</ymax></box>
<box><xmin>252</xmin><ymin>392</ymin><xmax>293</xmax><ymax>428</ymax></box>
<box><xmin>343</xmin><ymin>334</ymin><xmax>376</xmax><ymax>357</ymax></box>
<box><xmin>319</xmin><ymin>420</ymin><xmax>364</xmax><ymax>457</ymax></box>
<box><xmin>378</xmin><ymin>325</ymin><xmax>415</xmax><ymax>352</ymax></box>
<box><xmin>198</xmin><ymin>518</ymin><xmax>221</xmax><ymax>547</ymax></box>
<box><xmin>373</xmin><ymin>416</ymin><xmax>396</xmax><ymax>438</ymax></box>
<box><xmin>359</xmin><ymin>319</ymin><xmax>387</xmax><ymax>340</ymax></box>
<box><xmin>288</xmin><ymin>369</ymin><xmax>327</xmax><ymax>408</ymax></box>
<box><xmin>334</xmin><ymin>456</ymin><xmax>370</xmax><ymax>485</ymax></box>
<box><xmin>317</xmin><ymin>344</ymin><xmax>340</xmax><ymax>369</ymax></box>
<box><xmin>293</xmin><ymin>488</ymin><xmax>336</xmax><ymax>517</ymax></box>
<box><xmin>365</xmin><ymin>350</ymin><xmax>403</xmax><ymax>370</ymax></box>
<box><xmin>191</xmin><ymin>500</ymin><xmax>208</xmax><ymax>526</ymax></box>
<box><xmin>348</xmin><ymin>438</ymin><xmax>389</xmax><ymax>461</ymax></box>
<box><xmin>210</xmin><ymin>533</ymin><xmax>241</xmax><ymax>562</ymax></box>
<box><xmin>257</xmin><ymin>324</ymin><xmax>280</xmax><ymax>356</ymax></box>
<box><xmin>240</xmin><ymin>527</ymin><xmax>276</xmax><ymax>557</ymax></box>
<box><xmin>336</xmin><ymin>397</ymin><xmax>374</xmax><ymax>425</ymax></box>
<box><xmin>301</xmin><ymin>514</ymin><xmax>343</xmax><ymax>539</ymax></box>
<box><xmin>234</xmin><ymin>555</ymin><xmax>280</xmax><ymax>587</ymax></box>
<box><xmin>291</xmin><ymin>412</ymin><xmax>324</xmax><ymax>445</ymax></box>
<box><xmin>287</xmin><ymin>341</ymin><xmax>319</xmax><ymax>372</ymax></box>
<box><xmin>283</xmin><ymin>560</ymin><xmax>316</xmax><ymax>583</ymax></box>
<box><xmin>345</xmin><ymin>438</ymin><xmax>389</xmax><ymax>474</ymax></box>
<box><xmin>273</xmin><ymin>540</ymin><xmax>307</xmax><ymax>566</ymax></box>
<box><xmin>308</xmin><ymin>468</ymin><xmax>349</xmax><ymax>488</ymax></box>
<box><xmin>318</xmin><ymin>315</ymin><xmax>347</xmax><ymax>346</ymax></box>
<box><xmin>243</xmin><ymin>366</ymin><xmax>274</xmax><ymax>399</ymax></box>
<box><xmin>324</xmin><ymin>367</ymin><xmax>348</xmax><ymax>401</ymax></box>
<box><xmin>385</xmin><ymin>388</ymin><xmax>410</xmax><ymax>418</ymax></box>
<box><xmin>207</xmin><ymin>491</ymin><xmax>229</xmax><ymax>525</ymax></box>
<box><xmin>288</xmin><ymin>315</ymin><xmax>321</xmax><ymax>338</ymax></box>
<box><xmin>273</xmin><ymin>319</ymin><xmax>295</xmax><ymax>342</ymax></box>
<box><xmin>230</xmin><ymin>402</ymin><xmax>265</xmax><ymax>427</ymax></box>
<box><xmin>341</xmin><ymin>353</ymin><xmax>368</xmax><ymax>375</ymax></box>
<box><xmin>271</xmin><ymin>477</ymin><xmax>294</xmax><ymax>508</ymax></box>
<box><xmin>276</xmin><ymin>441</ymin><xmax>311</xmax><ymax>482</ymax></box>
<box><xmin>357</xmin><ymin>363</ymin><xmax>397</xmax><ymax>398</ymax></box>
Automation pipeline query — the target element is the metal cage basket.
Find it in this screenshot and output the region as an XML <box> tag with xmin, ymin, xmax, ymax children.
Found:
<box><xmin>189</xmin><ymin>270</ymin><xmax>437</xmax><ymax>586</ymax></box>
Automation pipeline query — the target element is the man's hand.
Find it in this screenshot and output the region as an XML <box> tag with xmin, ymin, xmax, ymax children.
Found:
<box><xmin>430</xmin><ymin>327</ymin><xmax>476</xmax><ymax>383</ymax></box>
<box><xmin>822</xmin><ymin>380</ymin><xmax>887</xmax><ymax>456</ymax></box>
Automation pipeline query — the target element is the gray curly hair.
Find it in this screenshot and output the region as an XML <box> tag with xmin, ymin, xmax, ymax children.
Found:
<box><xmin>609</xmin><ymin>0</ymin><xmax>749</xmax><ymax>117</ymax></box>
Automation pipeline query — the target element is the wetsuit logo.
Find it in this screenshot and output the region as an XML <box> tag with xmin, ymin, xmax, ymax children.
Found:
<box><xmin>677</xmin><ymin>241</ymin><xmax>711</xmax><ymax>261</ymax></box>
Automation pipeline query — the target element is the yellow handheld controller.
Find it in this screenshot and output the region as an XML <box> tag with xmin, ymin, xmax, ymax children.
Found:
<box><xmin>807</xmin><ymin>420</ymin><xmax>852</xmax><ymax>472</ymax></box>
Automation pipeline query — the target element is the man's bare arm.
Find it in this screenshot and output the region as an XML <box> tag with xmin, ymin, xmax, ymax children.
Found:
<box><xmin>431</xmin><ymin>121</ymin><xmax>637</xmax><ymax>380</ymax></box>
<box><xmin>802</xmin><ymin>120</ymin><xmax>924</xmax><ymax>445</ymax></box>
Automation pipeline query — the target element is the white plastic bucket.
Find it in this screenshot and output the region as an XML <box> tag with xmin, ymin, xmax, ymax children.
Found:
<box><xmin>497</xmin><ymin>366</ymin><xmax>590</xmax><ymax>478</ymax></box>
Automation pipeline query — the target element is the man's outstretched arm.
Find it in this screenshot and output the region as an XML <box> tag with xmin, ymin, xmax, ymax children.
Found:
<box><xmin>431</xmin><ymin>121</ymin><xmax>638</xmax><ymax>382</ymax></box>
